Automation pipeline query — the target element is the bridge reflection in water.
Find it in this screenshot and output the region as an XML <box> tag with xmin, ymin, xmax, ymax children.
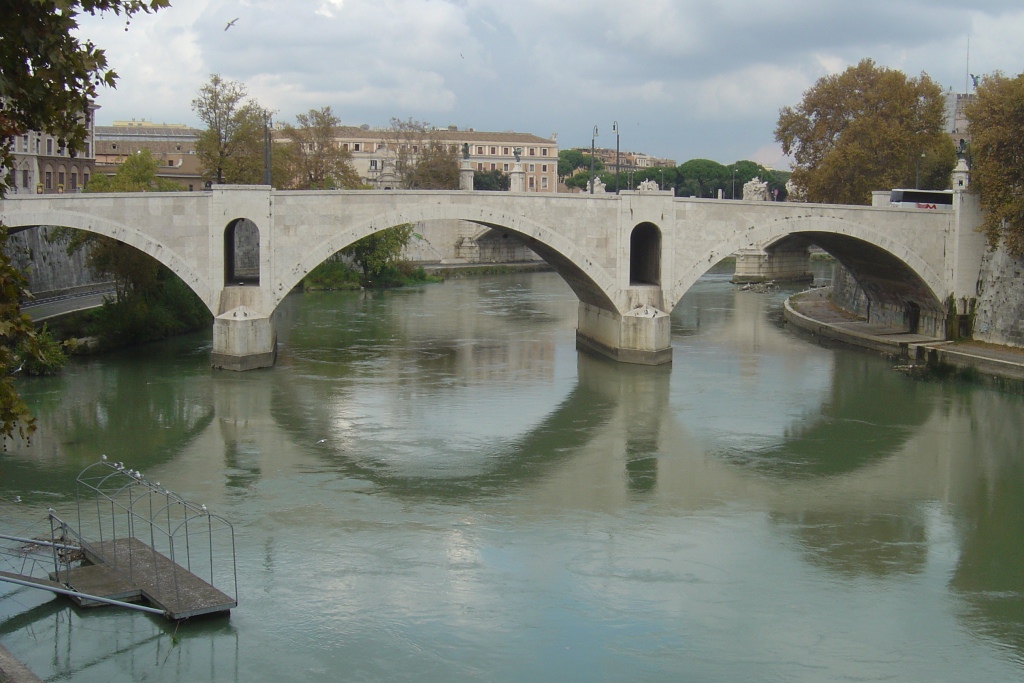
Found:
<box><xmin>2</xmin><ymin>269</ymin><xmax>1023</xmax><ymax>682</ymax></box>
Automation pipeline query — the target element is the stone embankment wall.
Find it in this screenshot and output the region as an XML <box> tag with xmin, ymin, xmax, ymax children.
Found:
<box><xmin>972</xmin><ymin>246</ymin><xmax>1024</xmax><ymax>347</ymax></box>
<box><xmin>829</xmin><ymin>242</ymin><xmax>1024</xmax><ymax>347</ymax></box>
<box><xmin>3</xmin><ymin>226</ymin><xmax>109</xmax><ymax>298</ymax></box>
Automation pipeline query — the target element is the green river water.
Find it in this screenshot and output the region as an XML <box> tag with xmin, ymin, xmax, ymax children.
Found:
<box><xmin>2</xmin><ymin>266</ymin><xmax>1023</xmax><ymax>682</ymax></box>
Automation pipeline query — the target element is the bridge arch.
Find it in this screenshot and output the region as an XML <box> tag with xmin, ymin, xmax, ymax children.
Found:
<box><xmin>667</xmin><ymin>214</ymin><xmax>947</xmax><ymax>314</ymax></box>
<box><xmin>2</xmin><ymin>209</ymin><xmax>215</xmax><ymax>313</ymax></box>
<box><xmin>273</xmin><ymin>202</ymin><xmax>620</xmax><ymax>313</ymax></box>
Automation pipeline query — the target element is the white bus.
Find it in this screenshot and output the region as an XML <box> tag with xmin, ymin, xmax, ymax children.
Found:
<box><xmin>889</xmin><ymin>189</ymin><xmax>953</xmax><ymax>209</ymax></box>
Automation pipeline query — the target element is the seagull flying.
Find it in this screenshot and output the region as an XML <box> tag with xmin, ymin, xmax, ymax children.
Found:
<box><xmin>225</xmin><ymin>18</ymin><xmax>239</xmax><ymax>31</ymax></box>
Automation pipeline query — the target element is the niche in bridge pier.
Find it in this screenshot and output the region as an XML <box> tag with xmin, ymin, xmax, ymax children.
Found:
<box><xmin>224</xmin><ymin>218</ymin><xmax>260</xmax><ymax>285</ymax></box>
<box><xmin>630</xmin><ymin>222</ymin><xmax>662</xmax><ymax>286</ymax></box>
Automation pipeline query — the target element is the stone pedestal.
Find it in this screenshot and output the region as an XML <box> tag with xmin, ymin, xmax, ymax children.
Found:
<box><xmin>211</xmin><ymin>286</ymin><xmax>276</xmax><ymax>371</ymax></box>
<box><xmin>211</xmin><ymin>306</ymin><xmax>277</xmax><ymax>371</ymax></box>
<box><xmin>510</xmin><ymin>163</ymin><xmax>525</xmax><ymax>192</ymax></box>
<box><xmin>575</xmin><ymin>302</ymin><xmax>672</xmax><ymax>366</ymax></box>
<box><xmin>460</xmin><ymin>160</ymin><xmax>475</xmax><ymax>191</ymax></box>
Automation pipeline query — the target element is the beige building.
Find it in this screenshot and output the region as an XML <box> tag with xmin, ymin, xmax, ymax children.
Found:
<box><xmin>574</xmin><ymin>147</ymin><xmax>676</xmax><ymax>173</ymax></box>
<box><xmin>6</xmin><ymin>107</ymin><xmax>97</xmax><ymax>195</ymax></box>
<box><xmin>322</xmin><ymin>125</ymin><xmax>559</xmax><ymax>192</ymax></box>
<box><xmin>94</xmin><ymin>120</ymin><xmax>205</xmax><ymax>191</ymax></box>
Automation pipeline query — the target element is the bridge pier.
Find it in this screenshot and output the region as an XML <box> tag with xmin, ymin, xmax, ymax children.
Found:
<box><xmin>576</xmin><ymin>303</ymin><xmax>672</xmax><ymax>366</ymax></box>
<box><xmin>732</xmin><ymin>246</ymin><xmax>813</xmax><ymax>284</ymax></box>
<box><xmin>210</xmin><ymin>287</ymin><xmax>277</xmax><ymax>371</ymax></box>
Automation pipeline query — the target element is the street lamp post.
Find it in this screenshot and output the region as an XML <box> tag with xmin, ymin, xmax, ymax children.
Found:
<box><xmin>915</xmin><ymin>151</ymin><xmax>925</xmax><ymax>189</ymax></box>
<box><xmin>612</xmin><ymin>121</ymin><xmax>619</xmax><ymax>194</ymax></box>
<box><xmin>263</xmin><ymin>113</ymin><xmax>273</xmax><ymax>186</ymax></box>
<box><xmin>590</xmin><ymin>126</ymin><xmax>598</xmax><ymax>194</ymax></box>
<box><xmin>732</xmin><ymin>166</ymin><xmax>737</xmax><ymax>199</ymax></box>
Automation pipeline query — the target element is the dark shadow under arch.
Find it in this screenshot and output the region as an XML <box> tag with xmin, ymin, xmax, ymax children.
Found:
<box><xmin>224</xmin><ymin>218</ymin><xmax>260</xmax><ymax>285</ymax></box>
<box><xmin>630</xmin><ymin>222</ymin><xmax>661</xmax><ymax>285</ymax></box>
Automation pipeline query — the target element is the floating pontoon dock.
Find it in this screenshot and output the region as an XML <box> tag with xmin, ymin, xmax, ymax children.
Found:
<box><xmin>1</xmin><ymin>460</ymin><xmax>237</xmax><ymax>620</ymax></box>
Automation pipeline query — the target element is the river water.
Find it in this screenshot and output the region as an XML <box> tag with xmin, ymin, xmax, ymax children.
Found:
<box><xmin>2</xmin><ymin>265</ymin><xmax>1024</xmax><ymax>682</ymax></box>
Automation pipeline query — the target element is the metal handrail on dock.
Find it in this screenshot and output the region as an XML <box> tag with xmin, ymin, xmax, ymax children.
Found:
<box><xmin>0</xmin><ymin>459</ymin><xmax>238</xmax><ymax>620</ymax></box>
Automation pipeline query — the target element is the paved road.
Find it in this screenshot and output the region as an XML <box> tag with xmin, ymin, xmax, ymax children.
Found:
<box><xmin>21</xmin><ymin>290</ymin><xmax>113</xmax><ymax>322</ymax></box>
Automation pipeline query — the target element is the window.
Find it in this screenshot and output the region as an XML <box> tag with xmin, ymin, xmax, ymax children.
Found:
<box><xmin>353</xmin><ymin>143</ymin><xmax>361</xmax><ymax>152</ymax></box>
<box><xmin>542</xmin><ymin>148</ymin><xmax>549</xmax><ymax>156</ymax></box>
<box><xmin>476</xmin><ymin>146</ymin><xmax>484</xmax><ymax>155</ymax></box>
<box><xmin>477</xmin><ymin>163</ymin><xmax>484</xmax><ymax>170</ymax></box>
<box><xmin>111</xmin><ymin>143</ymin><xmax>117</xmax><ymax>150</ymax></box>
<box><xmin>342</xmin><ymin>143</ymin><xmax>349</xmax><ymax>150</ymax></box>
<box><xmin>542</xmin><ymin>164</ymin><xmax>548</xmax><ymax>173</ymax></box>
<box><xmin>47</xmin><ymin>139</ymin><xmax>53</xmax><ymax>155</ymax></box>
<box><xmin>412</xmin><ymin>145</ymin><xmax>418</xmax><ymax>154</ymax></box>
<box><xmin>529</xmin><ymin>148</ymin><xmax>536</xmax><ymax>156</ymax></box>
<box><xmin>370</xmin><ymin>159</ymin><xmax>379</xmax><ymax>170</ymax></box>
<box><xmin>21</xmin><ymin>134</ymin><xmax>28</xmax><ymax>152</ymax></box>
<box><xmin>529</xmin><ymin>164</ymin><xmax>535</xmax><ymax>172</ymax></box>
<box><xmin>58</xmin><ymin>171</ymin><xmax>65</xmax><ymax>188</ymax></box>
<box><xmin>541</xmin><ymin>177</ymin><xmax>549</xmax><ymax>189</ymax></box>
<box><xmin>71</xmin><ymin>172</ymin><xmax>77</xmax><ymax>189</ymax></box>
<box><xmin>503</xmin><ymin>147</ymin><xmax>509</xmax><ymax>155</ymax></box>
<box><xmin>45</xmin><ymin>172</ymin><xmax>52</xmax><ymax>189</ymax></box>
<box><xmin>529</xmin><ymin>176</ymin><xmax>535</xmax><ymax>188</ymax></box>
<box><xmin>503</xmin><ymin>163</ymin><xmax>509</xmax><ymax>171</ymax></box>
<box><xmin>489</xmin><ymin>146</ymin><xmax>496</xmax><ymax>155</ymax></box>
<box><xmin>21</xmin><ymin>169</ymin><xmax>29</xmax><ymax>188</ymax></box>
<box><xmin>490</xmin><ymin>163</ymin><xmax>496</xmax><ymax>170</ymax></box>
<box><xmin>83</xmin><ymin>172</ymin><xmax>89</xmax><ymax>186</ymax></box>
<box><xmin>168</xmin><ymin>160</ymin><xmax>174</xmax><ymax>166</ymax></box>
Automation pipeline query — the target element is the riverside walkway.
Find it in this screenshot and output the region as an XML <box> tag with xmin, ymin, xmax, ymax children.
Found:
<box><xmin>786</xmin><ymin>288</ymin><xmax>1024</xmax><ymax>381</ymax></box>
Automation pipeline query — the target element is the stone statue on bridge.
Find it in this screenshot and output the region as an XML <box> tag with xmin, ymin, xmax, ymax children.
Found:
<box><xmin>587</xmin><ymin>177</ymin><xmax>607</xmax><ymax>194</ymax></box>
<box><xmin>637</xmin><ymin>179</ymin><xmax>660</xmax><ymax>193</ymax></box>
<box><xmin>743</xmin><ymin>177</ymin><xmax>770</xmax><ymax>201</ymax></box>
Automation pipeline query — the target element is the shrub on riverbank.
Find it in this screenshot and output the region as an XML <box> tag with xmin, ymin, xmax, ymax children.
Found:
<box><xmin>45</xmin><ymin>272</ymin><xmax>211</xmax><ymax>353</ymax></box>
<box><xmin>303</xmin><ymin>259</ymin><xmax>440</xmax><ymax>290</ymax></box>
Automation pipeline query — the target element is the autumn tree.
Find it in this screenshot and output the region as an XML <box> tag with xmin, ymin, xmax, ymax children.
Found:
<box><xmin>279</xmin><ymin>107</ymin><xmax>362</xmax><ymax>189</ymax></box>
<box><xmin>0</xmin><ymin>0</ymin><xmax>168</xmax><ymax>438</ymax></box>
<box><xmin>965</xmin><ymin>72</ymin><xmax>1024</xmax><ymax>255</ymax></box>
<box><xmin>192</xmin><ymin>75</ymin><xmax>270</xmax><ymax>185</ymax></box>
<box><xmin>382</xmin><ymin>118</ymin><xmax>459</xmax><ymax>189</ymax></box>
<box><xmin>775</xmin><ymin>58</ymin><xmax>954</xmax><ymax>205</ymax></box>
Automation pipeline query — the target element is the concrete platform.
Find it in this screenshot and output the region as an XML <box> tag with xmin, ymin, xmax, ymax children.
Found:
<box><xmin>54</xmin><ymin>537</ymin><xmax>235</xmax><ymax>620</ymax></box>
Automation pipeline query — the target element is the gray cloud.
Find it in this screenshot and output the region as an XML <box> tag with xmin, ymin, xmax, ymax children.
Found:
<box><xmin>79</xmin><ymin>0</ymin><xmax>1024</xmax><ymax>168</ymax></box>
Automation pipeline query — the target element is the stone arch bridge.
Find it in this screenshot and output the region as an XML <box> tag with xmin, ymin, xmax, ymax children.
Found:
<box><xmin>0</xmin><ymin>186</ymin><xmax>985</xmax><ymax>370</ymax></box>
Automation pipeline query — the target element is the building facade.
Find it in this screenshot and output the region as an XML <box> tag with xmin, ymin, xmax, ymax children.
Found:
<box><xmin>94</xmin><ymin>120</ymin><xmax>205</xmax><ymax>191</ymax></box>
<box><xmin>5</xmin><ymin>107</ymin><xmax>97</xmax><ymax>194</ymax></box>
<box><xmin>321</xmin><ymin>126</ymin><xmax>559</xmax><ymax>192</ymax></box>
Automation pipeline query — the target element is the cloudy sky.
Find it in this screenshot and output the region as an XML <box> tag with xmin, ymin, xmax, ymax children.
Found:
<box><xmin>77</xmin><ymin>0</ymin><xmax>1024</xmax><ymax>169</ymax></box>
